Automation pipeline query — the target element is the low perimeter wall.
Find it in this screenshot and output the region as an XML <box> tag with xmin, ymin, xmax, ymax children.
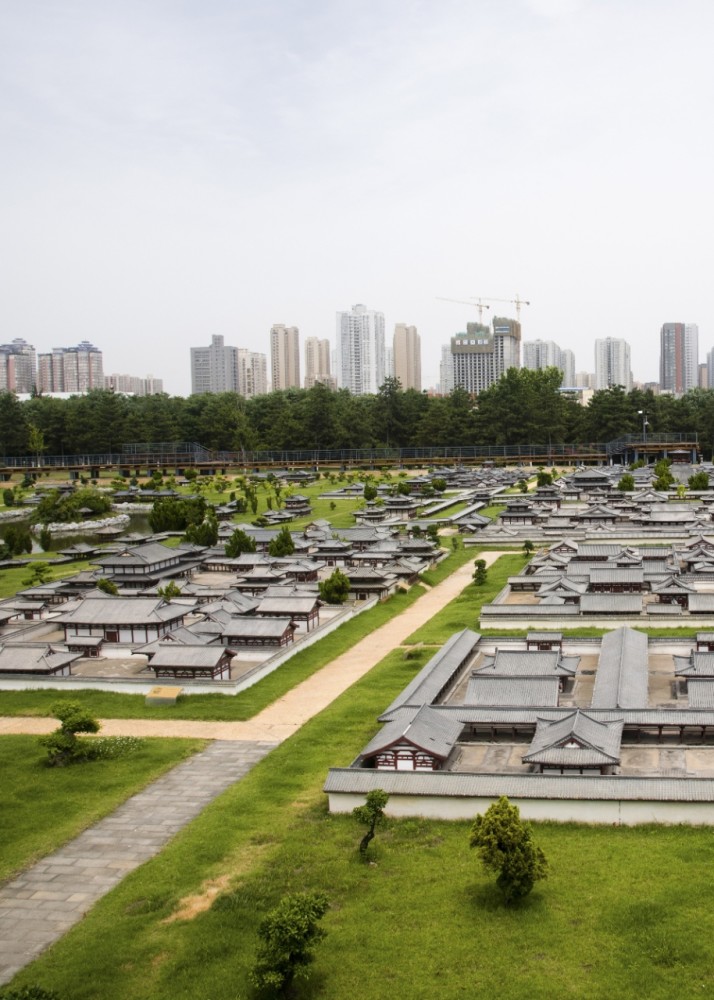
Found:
<box><xmin>324</xmin><ymin>769</ymin><xmax>714</xmax><ymax>826</ymax></box>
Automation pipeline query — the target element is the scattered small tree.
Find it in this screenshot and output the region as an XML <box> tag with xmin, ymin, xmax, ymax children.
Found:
<box><xmin>39</xmin><ymin>701</ymin><xmax>100</xmax><ymax>767</ymax></box>
<box><xmin>689</xmin><ymin>470</ymin><xmax>710</xmax><ymax>491</ymax></box>
<box><xmin>38</xmin><ymin>526</ymin><xmax>52</xmax><ymax>552</ymax></box>
<box><xmin>426</xmin><ymin>523</ymin><xmax>440</xmax><ymax>544</ymax></box>
<box><xmin>157</xmin><ymin>580</ymin><xmax>182</xmax><ymax>602</ymax></box>
<box><xmin>250</xmin><ymin>891</ymin><xmax>329</xmax><ymax>996</ymax></box>
<box><xmin>618</xmin><ymin>473</ymin><xmax>635</xmax><ymax>492</ymax></box>
<box><xmin>268</xmin><ymin>525</ymin><xmax>295</xmax><ymax>557</ymax></box>
<box><xmin>363</xmin><ymin>482</ymin><xmax>378</xmax><ymax>502</ymax></box>
<box><xmin>536</xmin><ymin>469</ymin><xmax>552</xmax><ymax>487</ymax></box>
<box><xmin>22</xmin><ymin>561</ymin><xmax>52</xmax><ymax>587</ymax></box>
<box><xmin>473</xmin><ymin>558</ymin><xmax>488</xmax><ymax>586</ymax></box>
<box><xmin>353</xmin><ymin>788</ymin><xmax>389</xmax><ymax>858</ymax></box>
<box><xmin>653</xmin><ymin>458</ymin><xmax>675</xmax><ymax>491</ymax></box>
<box><xmin>470</xmin><ymin>795</ymin><xmax>548</xmax><ymax>903</ymax></box>
<box><xmin>224</xmin><ymin>527</ymin><xmax>257</xmax><ymax>557</ymax></box>
<box><xmin>184</xmin><ymin>513</ymin><xmax>218</xmax><ymax>547</ymax></box>
<box><xmin>431</xmin><ymin>477</ymin><xmax>447</xmax><ymax>493</ymax></box>
<box><xmin>4</xmin><ymin>524</ymin><xmax>33</xmax><ymax>556</ymax></box>
<box><xmin>522</xmin><ymin>539</ymin><xmax>535</xmax><ymax>558</ymax></box>
<box><xmin>319</xmin><ymin>568</ymin><xmax>350</xmax><ymax>605</ymax></box>
<box><xmin>2</xmin><ymin>488</ymin><xmax>14</xmax><ymax>507</ymax></box>
<box><xmin>517</xmin><ymin>478</ymin><xmax>529</xmax><ymax>493</ymax></box>
<box><xmin>451</xmin><ymin>535</ymin><xmax>460</xmax><ymax>551</ymax></box>
<box><xmin>96</xmin><ymin>577</ymin><xmax>118</xmax><ymax>595</ymax></box>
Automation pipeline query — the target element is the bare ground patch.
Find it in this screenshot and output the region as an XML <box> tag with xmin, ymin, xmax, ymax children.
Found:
<box><xmin>163</xmin><ymin>843</ymin><xmax>272</xmax><ymax>922</ymax></box>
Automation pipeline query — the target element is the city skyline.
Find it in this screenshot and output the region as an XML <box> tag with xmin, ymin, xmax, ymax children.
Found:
<box><xmin>3</xmin><ymin>2</ymin><xmax>714</xmax><ymax>395</ymax></box>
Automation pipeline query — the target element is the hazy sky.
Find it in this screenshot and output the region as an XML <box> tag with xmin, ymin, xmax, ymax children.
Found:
<box><xmin>2</xmin><ymin>0</ymin><xmax>714</xmax><ymax>395</ymax></box>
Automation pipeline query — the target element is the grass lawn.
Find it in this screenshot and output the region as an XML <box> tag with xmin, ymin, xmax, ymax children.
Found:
<box><xmin>0</xmin><ymin>735</ymin><xmax>205</xmax><ymax>883</ymax></box>
<box><xmin>0</xmin><ymin>559</ymin><xmax>98</xmax><ymax>600</ymax></box>
<box><xmin>0</xmin><ymin>585</ymin><xmax>426</xmax><ymax>720</ymax></box>
<box><xmin>10</xmin><ymin>641</ymin><xmax>714</xmax><ymax>1000</ymax></box>
<box><xmin>405</xmin><ymin>553</ymin><xmax>524</xmax><ymax>644</ymax></box>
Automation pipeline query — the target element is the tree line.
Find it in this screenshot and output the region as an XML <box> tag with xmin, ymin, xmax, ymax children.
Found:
<box><xmin>1</xmin><ymin>370</ymin><xmax>712</xmax><ymax>458</ymax></box>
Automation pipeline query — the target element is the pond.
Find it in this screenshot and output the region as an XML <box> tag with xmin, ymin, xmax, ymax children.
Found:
<box><xmin>0</xmin><ymin>512</ymin><xmax>153</xmax><ymax>554</ymax></box>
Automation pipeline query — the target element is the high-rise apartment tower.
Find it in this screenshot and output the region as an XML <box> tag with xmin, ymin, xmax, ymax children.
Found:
<box><xmin>37</xmin><ymin>342</ymin><xmax>104</xmax><ymax>394</ymax></box>
<box><xmin>190</xmin><ymin>335</ymin><xmax>238</xmax><ymax>394</ymax></box>
<box><xmin>270</xmin><ymin>324</ymin><xmax>300</xmax><ymax>391</ymax></box>
<box><xmin>660</xmin><ymin>322</ymin><xmax>698</xmax><ymax>394</ymax></box>
<box><xmin>336</xmin><ymin>304</ymin><xmax>385</xmax><ymax>395</ymax></box>
<box><xmin>393</xmin><ymin>323</ymin><xmax>421</xmax><ymax>391</ymax></box>
<box><xmin>594</xmin><ymin>338</ymin><xmax>632</xmax><ymax>390</ymax></box>
<box><xmin>304</xmin><ymin>337</ymin><xmax>333</xmax><ymax>389</ymax></box>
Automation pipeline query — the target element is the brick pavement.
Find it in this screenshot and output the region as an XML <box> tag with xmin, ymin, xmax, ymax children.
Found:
<box><xmin>0</xmin><ymin>740</ymin><xmax>276</xmax><ymax>986</ymax></box>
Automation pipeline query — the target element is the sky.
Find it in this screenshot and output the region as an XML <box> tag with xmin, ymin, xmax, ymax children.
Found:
<box><xmin>2</xmin><ymin>0</ymin><xmax>714</xmax><ymax>396</ymax></box>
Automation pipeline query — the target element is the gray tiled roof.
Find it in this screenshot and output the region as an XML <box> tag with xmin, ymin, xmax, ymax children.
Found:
<box><xmin>148</xmin><ymin>645</ymin><xmax>233</xmax><ymax>668</ymax></box>
<box><xmin>255</xmin><ymin>596</ymin><xmax>320</xmax><ymax>614</ymax></box>
<box><xmin>0</xmin><ymin>645</ymin><xmax>82</xmax><ymax>674</ymax></box>
<box><xmin>522</xmin><ymin>711</ymin><xmax>623</xmax><ymax>766</ymax></box>
<box><xmin>591</xmin><ymin>627</ymin><xmax>648</xmax><ymax>708</ymax></box>
<box><xmin>383</xmin><ymin>628</ymin><xmax>480</xmax><ymax>714</ymax></box>
<box><xmin>674</xmin><ymin>653</ymin><xmax>714</xmax><ymax>677</ymax></box>
<box><xmin>579</xmin><ymin>594</ymin><xmax>643</xmax><ymax>614</ymax></box>
<box><xmin>464</xmin><ymin>675</ymin><xmax>560</xmax><ymax>706</ymax></box>
<box><xmin>688</xmin><ymin>595</ymin><xmax>714</xmax><ymax>612</ymax></box>
<box><xmin>474</xmin><ymin>650</ymin><xmax>579</xmax><ymax>677</ymax></box>
<box><xmin>687</xmin><ymin>681</ymin><xmax>714</xmax><ymax>708</ymax></box>
<box><xmin>55</xmin><ymin>597</ymin><xmax>188</xmax><ymax>626</ymax></box>
<box><xmin>360</xmin><ymin>705</ymin><xmax>464</xmax><ymax>762</ymax></box>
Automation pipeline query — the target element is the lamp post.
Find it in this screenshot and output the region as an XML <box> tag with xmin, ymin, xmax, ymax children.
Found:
<box><xmin>638</xmin><ymin>410</ymin><xmax>649</xmax><ymax>455</ymax></box>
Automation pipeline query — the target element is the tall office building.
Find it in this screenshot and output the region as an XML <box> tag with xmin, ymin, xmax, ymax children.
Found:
<box><xmin>450</xmin><ymin>316</ymin><xmax>521</xmax><ymax>394</ymax></box>
<box><xmin>594</xmin><ymin>338</ymin><xmax>632</xmax><ymax>390</ymax></box>
<box><xmin>237</xmin><ymin>349</ymin><xmax>268</xmax><ymax>399</ymax></box>
<box><xmin>393</xmin><ymin>323</ymin><xmax>421</xmax><ymax>391</ymax></box>
<box><xmin>190</xmin><ymin>335</ymin><xmax>238</xmax><ymax>394</ymax></box>
<box><xmin>336</xmin><ymin>304</ymin><xmax>385</xmax><ymax>395</ymax></box>
<box><xmin>0</xmin><ymin>339</ymin><xmax>36</xmax><ymax>393</ymax></box>
<box><xmin>660</xmin><ymin>322</ymin><xmax>698</xmax><ymax>394</ymax></box>
<box><xmin>270</xmin><ymin>324</ymin><xmax>300</xmax><ymax>391</ymax></box>
<box><xmin>304</xmin><ymin>337</ymin><xmax>333</xmax><ymax>389</ymax></box>
<box><xmin>37</xmin><ymin>342</ymin><xmax>104</xmax><ymax>393</ymax></box>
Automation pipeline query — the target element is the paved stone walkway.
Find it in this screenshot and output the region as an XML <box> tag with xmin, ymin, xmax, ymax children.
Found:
<box><xmin>0</xmin><ymin>740</ymin><xmax>276</xmax><ymax>986</ymax></box>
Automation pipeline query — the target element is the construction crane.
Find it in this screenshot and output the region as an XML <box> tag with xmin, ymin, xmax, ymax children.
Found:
<box><xmin>482</xmin><ymin>295</ymin><xmax>531</xmax><ymax>322</ymax></box>
<box><xmin>436</xmin><ymin>296</ymin><xmax>491</xmax><ymax>323</ymax></box>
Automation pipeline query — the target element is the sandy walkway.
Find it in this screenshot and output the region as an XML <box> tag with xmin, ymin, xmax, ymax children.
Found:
<box><xmin>0</xmin><ymin>551</ymin><xmax>507</xmax><ymax>743</ymax></box>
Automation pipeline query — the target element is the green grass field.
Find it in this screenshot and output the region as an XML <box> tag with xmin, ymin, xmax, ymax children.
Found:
<box><xmin>405</xmin><ymin>553</ymin><xmax>524</xmax><ymax>644</ymax></box>
<box><xmin>0</xmin><ymin>735</ymin><xmax>205</xmax><ymax>883</ymax></box>
<box><xmin>8</xmin><ymin>639</ymin><xmax>714</xmax><ymax>1000</ymax></box>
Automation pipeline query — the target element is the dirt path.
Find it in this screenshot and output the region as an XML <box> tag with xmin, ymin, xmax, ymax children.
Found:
<box><xmin>0</xmin><ymin>551</ymin><xmax>507</xmax><ymax>743</ymax></box>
